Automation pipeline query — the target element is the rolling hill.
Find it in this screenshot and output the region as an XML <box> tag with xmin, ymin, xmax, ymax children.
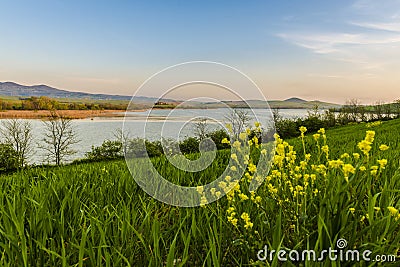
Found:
<box><xmin>0</xmin><ymin>82</ymin><xmax>341</xmax><ymax>109</ymax></box>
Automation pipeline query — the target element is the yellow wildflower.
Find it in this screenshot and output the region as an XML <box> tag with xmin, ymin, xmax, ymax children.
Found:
<box><xmin>210</xmin><ymin>188</ymin><xmax>216</xmax><ymax>195</ymax></box>
<box><xmin>200</xmin><ymin>195</ymin><xmax>208</xmax><ymax>207</ymax></box>
<box><xmin>313</xmin><ymin>189</ymin><xmax>319</xmax><ymax>196</ymax></box>
<box><xmin>248</xmin><ymin>163</ymin><xmax>257</xmax><ymax>174</ymax></box>
<box><xmin>252</xmin><ymin>136</ymin><xmax>259</xmax><ymax>145</ymax></box>
<box><xmin>221</xmin><ymin>138</ymin><xmax>230</xmax><ymax>144</ymax></box>
<box><xmin>377</xmin><ymin>159</ymin><xmax>388</xmax><ymax>169</ymax></box>
<box><xmin>226</xmin><ymin>123</ymin><xmax>233</xmax><ymax>133</ymax></box>
<box><xmin>322</xmin><ymin>145</ymin><xmax>329</xmax><ymax>158</ymax></box>
<box><xmin>365</xmin><ymin>130</ymin><xmax>375</xmax><ymax>143</ymax></box>
<box><xmin>239</xmin><ymin>132</ymin><xmax>247</xmax><ymax>141</ymax></box>
<box><xmin>341</xmin><ymin>153</ymin><xmax>350</xmax><ymax>159</ymax></box>
<box><xmin>238</xmin><ymin>193</ymin><xmax>249</xmax><ymax>201</ymax></box>
<box><xmin>218</xmin><ymin>181</ymin><xmax>227</xmax><ymax>190</ymax></box>
<box><xmin>343</xmin><ymin>164</ymin><xmax>356</xmax><ymax>178</ymax></box>
<box><xmin>387</xmin><ymin>206</ymin><xmax>399</xmax><ymax>217</ymax></box>
<box><xmin>328</xmin><ymin>159</ymin><xmax>344</xmax><ymax>168</ymax></box>
<box><xmin>227</xmin><ymin>207</ymin><xmax>235</xmax><ymax>214</ymax></box>
<box><xmin>231</xmin><ymin>153</ymin><xmax>238</xmax><ymax>161</ymax></box>
<box><xmin>379</xmin><ymin>144</ymin><xmax>389</xmax><ymax>151</ymax></box>
<box><xmin>299</xmin><ymin>126</ymin><xmax>307</xmax><ymax>134</ymax></box>
<box><xmin>196</xmin><ymin>186</ymin><xmax>204</xmax><ymax>194</ymax></box>
<box><xmin>232</xmin><ymin>141</ymin><xmax>241</xmax><ymax>149</ymax></box>
<box><xmin>358</xmin><ymin>140</ymin><xmax>372</xmax><ymax>156</ymax></box>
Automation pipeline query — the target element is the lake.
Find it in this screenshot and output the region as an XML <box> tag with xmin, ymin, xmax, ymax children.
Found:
<box><xmin>0</xmin><ymin>108</ymin><xmax>310</xmax><ymax>164</ymax></box>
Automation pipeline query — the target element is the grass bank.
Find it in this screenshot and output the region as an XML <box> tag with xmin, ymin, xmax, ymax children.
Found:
<box><xmin>0</xmin><ymin>119</ymin><xmax>399</xmax><ymax>266</ymax></box>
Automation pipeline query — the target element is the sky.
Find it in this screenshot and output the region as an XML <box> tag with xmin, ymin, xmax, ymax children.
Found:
<box><xmin>1</xmin><ymin>0</ymin><xmax>400</xmax><ymax>104</ymax></box>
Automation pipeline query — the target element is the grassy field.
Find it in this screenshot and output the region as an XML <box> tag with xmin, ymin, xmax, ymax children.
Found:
<box><xmin>0</xmin><ymin>120</ymin><xmax>399</xmax><ymax>266</ymax></box>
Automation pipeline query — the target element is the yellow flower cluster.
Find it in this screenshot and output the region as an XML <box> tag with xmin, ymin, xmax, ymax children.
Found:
<box><xmin>366</xmin><ymin>121</ymin><xmax>382</xmax><ymax>128</ymax></box>
<box><xmin>379</xmin><ymin>144</ymin><xmax>389</xmax><ymax>151</ymax></box>
<box><xmin>387</xmin><ymin>206</ymin><xmax>400</xmax><ymax>221</ymax></box>
<box><xmin>240</xmin><ymin>212</ymin><xmax>253</xmax><ymax>229</ymax></box>
<box><xmin>357</xmin><ymin>131</ymin><xmax>375</xmax><ymax>157</ymax></box>
<box><xmin>227</xmin><ymin>206</ymin><xmax>238</xmax><ymax>226</ymax></box>
<box><xmin>199</xmin><ymin>123</ymin><xmax>395</xmax><ymax>238</ymax></box>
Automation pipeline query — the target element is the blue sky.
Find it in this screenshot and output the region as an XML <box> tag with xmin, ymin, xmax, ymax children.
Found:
<box><xmin>1</xmin><ymin>0</ymin><xmax>400</xmax><ymax>103</ymax></box>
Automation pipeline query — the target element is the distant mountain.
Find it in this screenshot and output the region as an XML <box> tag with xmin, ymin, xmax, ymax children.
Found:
<box><xmin>182</xmin><ymin>99</ymin><xmax>341</xmax><ymax>109</ymax></box>
<box><xmin>0</xmin><ymin>81</ymin><xmax>134</xmax><ymax>101</ymax></box>
<box><xmin>0</xmin><ymin>81</ymin><xmax>341</xmax><ymax>109</ymax></box>
<box><xmin>285</xmin><ymin>97</ymin><xmax>307</xmax><ymax>103</ymax></box>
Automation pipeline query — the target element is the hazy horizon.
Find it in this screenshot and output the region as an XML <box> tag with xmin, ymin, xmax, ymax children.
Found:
<box><xmin>1</xmin><ymin>1</ymin><xmax>399</xmax><ymax>104</ymax></box>
<box><xmin>0</xmin><ymin>80</ymin><xmax>345</xmax><ymax>104</ymax></box>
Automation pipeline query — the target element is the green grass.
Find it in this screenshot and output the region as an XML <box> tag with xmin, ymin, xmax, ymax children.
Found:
<box><xmin>0</xmin><ymin>120</ymin><xmax>399</xmax><ymax>266</ymax></box>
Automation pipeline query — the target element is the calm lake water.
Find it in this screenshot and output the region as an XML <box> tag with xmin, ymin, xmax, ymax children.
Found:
<box><xmin>1</xmin><ymin>108</ymin><xmax>310</xmax><ymax>164</ymax></box>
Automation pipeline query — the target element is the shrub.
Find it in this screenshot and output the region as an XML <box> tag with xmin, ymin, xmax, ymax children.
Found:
<box><xmin>0</xmin><ymin>143</ymin><xmax>19</xmax><ymax>172</ymax></box>
<box><xmin>179</xmin><ymin>137</ymin><xmax>200</xmax><ymax>154</ymax></box>
<box><xmin>85</xmin><ymin>140</ymin><xmax>123</xmax><ymax>161</ymax></box>
<box><xmin>207</xmin><ymin>129</ymin><xmax>230</xmax><ymax>150</ymax></box>
<box><xmin>145</xmin><ymin>140</ymin><xmax>163</xmax><ymax>157</ymax></box>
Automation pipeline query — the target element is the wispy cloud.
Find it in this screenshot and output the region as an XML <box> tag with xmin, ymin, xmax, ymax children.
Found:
<box><xmin>277</xmin><ymin>0</ymin><xmax>400</xmax><ymax>72</ymax></box>
<box><xmin>350</xmin><ymin>22</ymin><xmax>400</xmax><ymax>32</ymax></box>
<box><xmin>278</xmin><ymin>32</ymin><xmax>400</xmax><ymax>55</ymax></box>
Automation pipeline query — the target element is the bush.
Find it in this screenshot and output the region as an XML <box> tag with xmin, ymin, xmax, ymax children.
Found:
<box><xmin>145</xmin><ymin>140</ymin><xmax>163</xmax><ymax>157</ymax></box>
<box><xmin>207</xmin><ymin>129</ymin><xmax>230</xmax><ymax>150</ymax></box>
<box><xmin>85</xmin><ymin>140</ymin><xmax>123</xmax><ymax>161</ymax></box>
<box><xmin>0</xmin><ymin>143</ymin><xmax>19</xmax><ymax>172</ymax></box>
<box><xmin>179</xmin><ymin>137</ymin><xmax>200</xmax><ymax>154</ymax></box>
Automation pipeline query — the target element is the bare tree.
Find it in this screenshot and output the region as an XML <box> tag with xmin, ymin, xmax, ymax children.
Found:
<box><xmin>113</xmin><ymin>128</ymin><xmax>131</xmax><ymax>155</ymax></box>
<box><xmin>373</xmin><ymin>101</ymin><xmax>385</xmax><ymax>120</ymax></box>
<box><xmin>40</xmin><ymin>111</ymin><xmax>79</xmax><ymax>165</ymax></box>
<box><xmin>0</xmin><ymin>119</ymin><xmax>33</xmax><ymax>167</ymax></box>
<box><xmin>383</xmin><ymin>103</ymin><xmax>392</xmax><ymax>119</ymax></box>
<box><xmin>394</xmin><ymin>99</ymin><xmax>400</xmax><ymax>118</ymax></box>
<box><xmin>307</xmin><ymin>104</ymin><xmax>321</xmax><ymax>119</ymax></box>
<box><xmin>224</xmin><ymin>109</ymin><xmax>250</xmax><ymax>138</ymax></box>
<box><xmin>272</xmin><ymin>108</ymin><xmax>281</xmax><ymax>125</ymax></box>
<box><xmin>193</xmin><ymin>117</ymin><xmax>209</xmax><ymax>141</ymax></box>
<box><xmin>345</xmin><ymin>99</ymin><xmax>362</xmax><ymax>122</ymax></box>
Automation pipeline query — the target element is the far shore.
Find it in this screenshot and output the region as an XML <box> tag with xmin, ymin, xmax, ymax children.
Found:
<box><xmin>0</xmin><ymin>110</ymin><xmax>128</xmax><ymax>119</ymax></box>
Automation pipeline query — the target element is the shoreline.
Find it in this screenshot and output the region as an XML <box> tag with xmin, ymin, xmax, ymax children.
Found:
<box><xmin>0</xmin><ymin>110</ymin><xmax>127</xmax><ymax>119</ymax></box>
<box><xmin>0</xmin><ymin>106</ymin><xmax>314</xmax><ymax>120</ymax></box>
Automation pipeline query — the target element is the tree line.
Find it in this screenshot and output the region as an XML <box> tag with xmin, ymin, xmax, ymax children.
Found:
<box><xmin>0</xmin><ymin>96</ymin><xmax>128</xmax><ymax>111</ymax></box>
<box><xmin>0</xmin><ymin>111</ymin><xmax>79</xmax><ymax>172</ymax></box>
<box><xmin>274</xmin><ymin>98</ymin><xmax>400</xmax><ymax>139</ymax></box>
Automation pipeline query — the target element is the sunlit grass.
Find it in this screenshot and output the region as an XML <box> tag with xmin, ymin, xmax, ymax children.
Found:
<box><xmin>0</xmin><ymin>119</ymin><xmax>399</xmax><ymax>266</ymax></box>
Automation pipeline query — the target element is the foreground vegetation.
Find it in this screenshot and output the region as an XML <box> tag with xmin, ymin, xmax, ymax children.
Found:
<box><xmin>0</xmin><ymin>119</ymin><xmax>399</xmax><ymax>266</ymax></box>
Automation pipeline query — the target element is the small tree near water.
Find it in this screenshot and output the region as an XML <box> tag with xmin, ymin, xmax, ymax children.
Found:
<box><xmin>0</xmin><ymin>119</ymin><xmax>33</xmax><ymax>167</ymax></box>
<box><xmin>40</xmin><ymin>111</ymin><xmax>79</xmax><ymax>165</ymax></box>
